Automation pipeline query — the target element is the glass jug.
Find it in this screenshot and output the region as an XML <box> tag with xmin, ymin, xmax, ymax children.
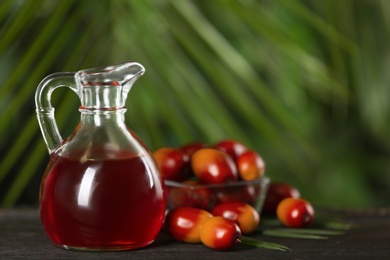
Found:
<box><xmin>35</xmin><ymin>61</ymin><xmax>166</xmax><ymax>251</ymax></box>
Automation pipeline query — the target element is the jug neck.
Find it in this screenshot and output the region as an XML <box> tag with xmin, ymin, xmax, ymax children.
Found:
<box><xmin>79</xmin><ymin>108</ymin><xmax>127</xmax><ymax>126</ymax></box>
<box><xmin>79</xmin><ymin>82</ymin><xmax>125</xmax><ymax>110</ymax></box>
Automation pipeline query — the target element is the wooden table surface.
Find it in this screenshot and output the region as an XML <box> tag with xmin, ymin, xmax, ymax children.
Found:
<box><xmin>0</xmin><ymin>208</ymin><xmax>389</xmax><ymax>259</ymax></box>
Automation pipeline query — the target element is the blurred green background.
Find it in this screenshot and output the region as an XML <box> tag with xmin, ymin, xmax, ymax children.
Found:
<box><xmin>0</xmin><ymin>0</ymin><xmax>389</xmax><ymax>208</ymax></box>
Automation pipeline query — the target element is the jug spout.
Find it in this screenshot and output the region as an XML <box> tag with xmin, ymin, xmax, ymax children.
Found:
<box><xmin>76</xmin><ymin>61</ymin><xmax>146</xmax><ymax>110</ymax></box>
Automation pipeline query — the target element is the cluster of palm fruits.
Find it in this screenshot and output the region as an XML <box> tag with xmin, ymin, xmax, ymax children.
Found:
<box><xmin>164</xmin><ymin>202</ymin><xmax>260</xmax><ymax>251</ymax></box>
<box><xmin>153</xmin><ymin>140</ymin><xmax>266</xmax><ymax>210</ymax></box>
<box><xmin>153</xmin><ymin>139</ymin><xmax>266</xmax><ymax>183</ymax></box>
<box><xmin>164</xmin><ymin>198</ymin><xmax>313</xmax><ymax>251</ymax></box>
<box><xmin>153</xmin><ymin>139</ymin><xmax>315</xmax><ymax>250</ymax></box>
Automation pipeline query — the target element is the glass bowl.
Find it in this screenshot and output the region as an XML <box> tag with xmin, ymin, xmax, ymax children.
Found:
<box><xmin>164</xmin><ymin>177</ymin><xmax>270</xmax><ymax>213</ymax></box>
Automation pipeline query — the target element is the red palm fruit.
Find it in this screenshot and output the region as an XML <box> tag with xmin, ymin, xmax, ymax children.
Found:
<box><xmin>179</xmin><ymin>142</ymin><xmax>207</xmax><ymax>178</ymax></box>
<box><xmin>276</xmin><ymin>198</ymin><xmax>315</xmax><ymax>228</ymax></box>
<box><xmin>215</xmin><ymin>184</ymin><xmax>258</xmax><ymax>205</ymax></box>
<box><xmin>153</xmin><ymin>147</ymin><xmax>190</xmax><ymax>181</ymax></box>
<box><xmin>200</xmin><ymin>216</ymin><xmax>242</xmax><ymax>251</ymax></box>
<box><xmin>180</xmin><ymin>142</ymin><xmax>207</xmax><ymax>158</ymax></box>
<box><xmin>168</xmin><ymin>180</ymin><xmax>217</xmax><ymax>210</ymax></box>
<box><xmin>191</xmin><ymin>148</ymin><xmax>238</xmax><ymax>184</ymax></box>
<box><xmin>236</xmin><ymin>150</ymin><xmax>266</xmax><ymax>181</ymax></box>
<box><xmin>262</xmin><ymin>182</ymin><xmax>301</xmax><ymax>215</ymax></box>
<box><xmin>212</xmin><ymin>202</ymin><xmax>260</xmax><ymax>235</ymax></box>
<box><xmin>164</xmin><ymin>207</ymin><xmax>213</xmax><ymax>243</ymax></box>
<box><xmin>214</xmin><ymin>139</ymin><xmax>247</xmax><ymax>160</ymax></box>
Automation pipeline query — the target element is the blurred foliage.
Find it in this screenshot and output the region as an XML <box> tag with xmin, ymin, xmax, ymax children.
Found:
<box><xmin>0</xmin><ymin>0</ymin><xmax>389</xmax><ymax>208</ymax></box>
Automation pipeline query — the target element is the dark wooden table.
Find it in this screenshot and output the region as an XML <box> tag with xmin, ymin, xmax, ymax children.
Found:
<box><xmin>1</xmin><ymin>208</ymin><xmax>389</xmax><ymax>259</ymax></box>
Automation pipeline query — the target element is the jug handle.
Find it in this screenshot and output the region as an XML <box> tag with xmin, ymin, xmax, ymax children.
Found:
<box><xmin>35</xmin><ymin>72</ymin><xmax>77</xmax><ymax>154</ymax></box>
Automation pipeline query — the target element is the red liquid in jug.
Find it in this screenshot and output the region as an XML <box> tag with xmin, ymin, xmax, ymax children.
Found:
<box><xmin>39</xmin><ymin>152</ymin><xmax>166</xmax><ymax>250</ymax></box>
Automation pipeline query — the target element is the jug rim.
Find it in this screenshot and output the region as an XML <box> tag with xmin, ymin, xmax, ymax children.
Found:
<box><xmin>76</xmin><ymin>61</ymin><xmax>145</xmax><ymax>86</ymax></box>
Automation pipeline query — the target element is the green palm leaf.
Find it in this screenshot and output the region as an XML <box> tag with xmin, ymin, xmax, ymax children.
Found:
<box><xmin>0</xmin><ymin>0</ymin><xmax>389</xmax><ymax>207</ymax></box>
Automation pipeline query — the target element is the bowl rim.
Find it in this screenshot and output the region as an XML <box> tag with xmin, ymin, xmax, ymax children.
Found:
<box><xmin>164</xmin><ymin>176</ymin><xmax>270</xmax><ymax>190</ymax></box>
